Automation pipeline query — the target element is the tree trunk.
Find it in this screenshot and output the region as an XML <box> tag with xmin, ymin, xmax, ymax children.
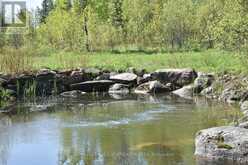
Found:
<box><xmin>84</xmin><ymin>15</ymin><xmax>90</xmax><ymax>52</ymax></box>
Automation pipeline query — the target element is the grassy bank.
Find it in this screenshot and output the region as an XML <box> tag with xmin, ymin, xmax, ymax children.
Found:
<box><xmin>0</xmin><ymin>49</ymin><xmax>247</xmax><ymax>74</ymax></box>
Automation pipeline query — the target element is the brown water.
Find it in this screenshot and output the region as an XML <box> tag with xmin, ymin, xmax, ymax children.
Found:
<box><xmin>0</xmin><ymin>94</ymin><xmax>240</xmax><ymax>165</ymax></box>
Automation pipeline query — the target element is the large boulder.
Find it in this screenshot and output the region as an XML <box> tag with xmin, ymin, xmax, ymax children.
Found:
<box><xmin>151</xmin><ymin>68</ymin><xmax>197</xmax><ymax>87</ymax></box>
<box><xmin>134</xmin><ymin>81</ymin><xmax>172</xmax><ymax>94</ymax></box>
<box><xmin>109</xmin><ymin>83</ymin><xmax>130</xmax><ymax>94</ymax></box>
<box><xmin>194</xmin><ymin>73</ymin><xmax>215</xmax><ymax>93</ymax></box>
<box><xmin>70</xmin><ymin>80</ymin><xmax>115</xmax><ymax>92</ymax></box>
<box><xmin>195</xmin><ymin>126</ymin><xmax>248</xmax><ymax>163</ymax></box>
<box><xmin>110</xmin><ymin>73</ymin><xmax>138</xmax><ymax>84</ymax></box>
<box><xmin>172</xmin><ymin>85</ymin><xmax>194</xmax><ymax>99</ymax></box>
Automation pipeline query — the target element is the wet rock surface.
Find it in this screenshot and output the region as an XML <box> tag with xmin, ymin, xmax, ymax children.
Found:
<box><xmin>195</xmin><ymin>126</ymin><xmax>248</xmax><ymax>163</ymax></box>
<box><xmin>135</xmin><ymin>81</ymin><xmax>172</xmax><ymax>94</ymax></box>
<box><xmin>70</xmin><ymin>80</ymin><xmax>115</xmax><ymax>92</ymax></box>
<box><xmin>173</xmin><ymin>85</ymin><xmax>194</xmax><ymax>99</ymax></box>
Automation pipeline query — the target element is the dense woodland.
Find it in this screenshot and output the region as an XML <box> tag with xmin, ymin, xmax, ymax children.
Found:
<box><xmin>1</xmin><ymin>0</ymin><xmax>248</xmax><ymax>52</ymax></box>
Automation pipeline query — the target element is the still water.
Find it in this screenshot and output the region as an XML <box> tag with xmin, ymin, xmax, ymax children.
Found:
<box><xmin>0</xmin><ymin>94</ymin><xmax>240</xmax><ymax>165</ymax></box>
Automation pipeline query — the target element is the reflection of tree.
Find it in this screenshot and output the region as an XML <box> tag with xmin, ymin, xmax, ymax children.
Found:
<box><xmin>0</xmin><ymin>114</ymin><xmax>37</xmax><ymax>165</ymax></box>
<box><xmin>0</xmin><ymin>116</ymin><xmax>12</xmax><ymax>165</ymax></box>
<box><xmin>58</xmin><ymin>128</ymin><xmax>105</xmax><ymax>165</ymax></box>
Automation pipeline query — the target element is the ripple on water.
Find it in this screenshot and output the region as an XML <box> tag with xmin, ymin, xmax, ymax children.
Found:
<box><xmin>63</xmin><ymin>106</ymin><xmax>174</xmax><ymax>128</ymax></box>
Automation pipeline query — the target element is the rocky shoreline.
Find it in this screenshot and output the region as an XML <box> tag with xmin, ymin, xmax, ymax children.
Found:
<box><xmin>1</xmin><ymin>67</ymin><xmax>248</xmax><ymax>163</ymax></box>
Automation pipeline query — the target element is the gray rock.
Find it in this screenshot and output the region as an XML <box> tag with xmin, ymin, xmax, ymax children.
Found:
<box><xmin>95</xmin><ymin>73</ymin><xmax>111</xmax><ymax>80</ymax></box>
<box><xmin>151</xmin><ymin>68</ymin><xmax>197</xmax><ymax>87</ymax></box>
<box><xmin>70</xmin><ymin>80</ymin><xmax>115</xmax><ymax>92</ymax></box>
<box><xmin>200</xmin><ymin>86</ymin><xmax>220</xmax><ymax>99</ymax></box>
<box><xmin>83</xmin><ymin>68</ymin><xmax>102</xmax><ymax>78</ymax></box>
<box><xmin>137</xmin><ymin>74</ymin><xmax>153</xmax><ymax>85</ymax></box>
<box><xmin>60</xmin><ymin>90</ymin><xmax>86</xmax><ymax>98</ymax></box>
<box><xmin>194</xmin><ymin>73</ymin><xmax>215</xmax><ymax>93</ymax></box>
<box><xmin>110</xmin><ymin>73</ymin><xmax>138</xmax><ymax>84</ymax></box>
<box><xmin>220</xmin><ymin>88</ymin><xmax>244</xmax><ymax>103</ymax></box>
<box><xmin>36</xmin><ymin>69</ymin><xmax>56</xmax><ymax>81</ymax></box>
<box><xmin>135</xmin><ymin>81</ymin><xmax>171</xmax><ymax>94</ymax></box>
<box><xmin>195</xmin><ymin>126</ymin><xmax>248</xmax><ymax>163</ymax></box>
<box><xmin>241</xmin><ymin>101</ymin><xmax>248</xmax><ymax>112</ymax></box>
<box><xmin>239</xmin><ymin>122</ymin><xmax>248</xmax><ymax>129</ymax></box>
<box><xmin>173</xmin><ymin>85</ymin><xmax>194</xmax><ymax>99</ymax></box>
<box><xmin>109</xmin><ymin>83</ymin><xmax>130</xmax><ymax>94</ymax></box>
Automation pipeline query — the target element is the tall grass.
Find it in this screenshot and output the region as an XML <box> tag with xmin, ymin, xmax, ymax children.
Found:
<box><xmin>0</xmin><ymin>47</ymin><xmax>247</xmax><ymax>74</ymax></box>
<box><xmin>0</xmin><ymin>47</ymin><xmax>33</xmax><ymax>73</ymax></box>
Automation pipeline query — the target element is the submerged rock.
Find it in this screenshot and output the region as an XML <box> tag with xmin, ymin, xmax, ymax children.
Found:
<box><xmin>195</xmin><ymin>126</ymin><xmax>248</xmax><ymax>163</ymax></box>
<box><xmin>110</xmin><ymin>73</ymin><xmax>138</xmax><ymax>84</ymax></box>
<box><xmin>60</xmin><ymin>90</ymin><xmax>86</xmax><ymax>98</ymax></box>
<box><xmin>70</xmin><ymin>80</ymin><xmax>115</xmax><ymax>92</ymax></box>
<box><xmin>109</xmin><ymin>83</ymin><xmax>130</xmax><ymax>94</ymax></box>
<box><xmin>151</xmin><ymin>68</ymin><xmax>197</xmax><ymax>87</ymax></box>
<box><xmin>135</xmin><ymin>81</ymin><xmax>171</xmax><ymax>94</ymax></box>
<box><xmin>172</xmin><ymin>85</ymin><xmax>194</xmax><ymax>99</ymax></box>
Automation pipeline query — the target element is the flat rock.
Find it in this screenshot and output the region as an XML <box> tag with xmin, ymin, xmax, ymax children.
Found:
<box><xmin>195</xmin><ymin>126</ymin><xmax>248</xmax><ymax>163</ymax></box>
<box><xmin>70</xmin><ymin>80</ymin><xmax>115</xmax><ymax>92</ymax></box>
<box><xmin>110</xmin><ymin>73</ymin><xmax>138</xmax><ymax>84</ymax></box>
<box><xmin>173</xmin><ymin>85</ymin><xmax>194</xmax><ymax>99</ymax></box>
<box><xmin>151</xmin><ymin>68</ymin><xmax>197</xmax><ymax>87</ymax></box>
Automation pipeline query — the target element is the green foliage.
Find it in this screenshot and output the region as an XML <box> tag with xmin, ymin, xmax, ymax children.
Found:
<box><xmin>0</xmin><ymin>88</ymin><xmax>11</xmax><ymax>101</ymax></box>
<box><xmin>38</xmin><ymin>0</ymin><xmax>54</xmax><ymax>23</ymax></box>
<box><xmin>25</xmin><ymin>0</ymin><xmax>248</xmax><ymax>52</ymax></box>
<box><xmin>37</xmin><ymin>8</ymin><xmax>85</xmax><ymax>51</ymax></box>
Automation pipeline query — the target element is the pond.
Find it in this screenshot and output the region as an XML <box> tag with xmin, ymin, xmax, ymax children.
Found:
<box><xmin>0</xmin><ymin>94</ymin><xmax>240</xmax><ymax>165</ymax></box>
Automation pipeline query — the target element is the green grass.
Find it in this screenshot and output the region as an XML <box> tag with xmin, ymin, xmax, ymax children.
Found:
<box><xmin>1</xmin><ymin>48</ymin><xmax>248</xmax><ymax>74</ymax></box>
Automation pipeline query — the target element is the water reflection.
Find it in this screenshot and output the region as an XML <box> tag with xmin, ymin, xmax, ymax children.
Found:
<box><xmin>0</xmin><ymin>94</ymin><xmax>241</xmax><ymax>165</ymax></box>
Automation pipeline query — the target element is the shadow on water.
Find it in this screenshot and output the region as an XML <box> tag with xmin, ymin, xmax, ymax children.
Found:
<box><xmin>0</xmin><ymin>93</ymin><xmax>241</xmax><ymax>165</ymax></box>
